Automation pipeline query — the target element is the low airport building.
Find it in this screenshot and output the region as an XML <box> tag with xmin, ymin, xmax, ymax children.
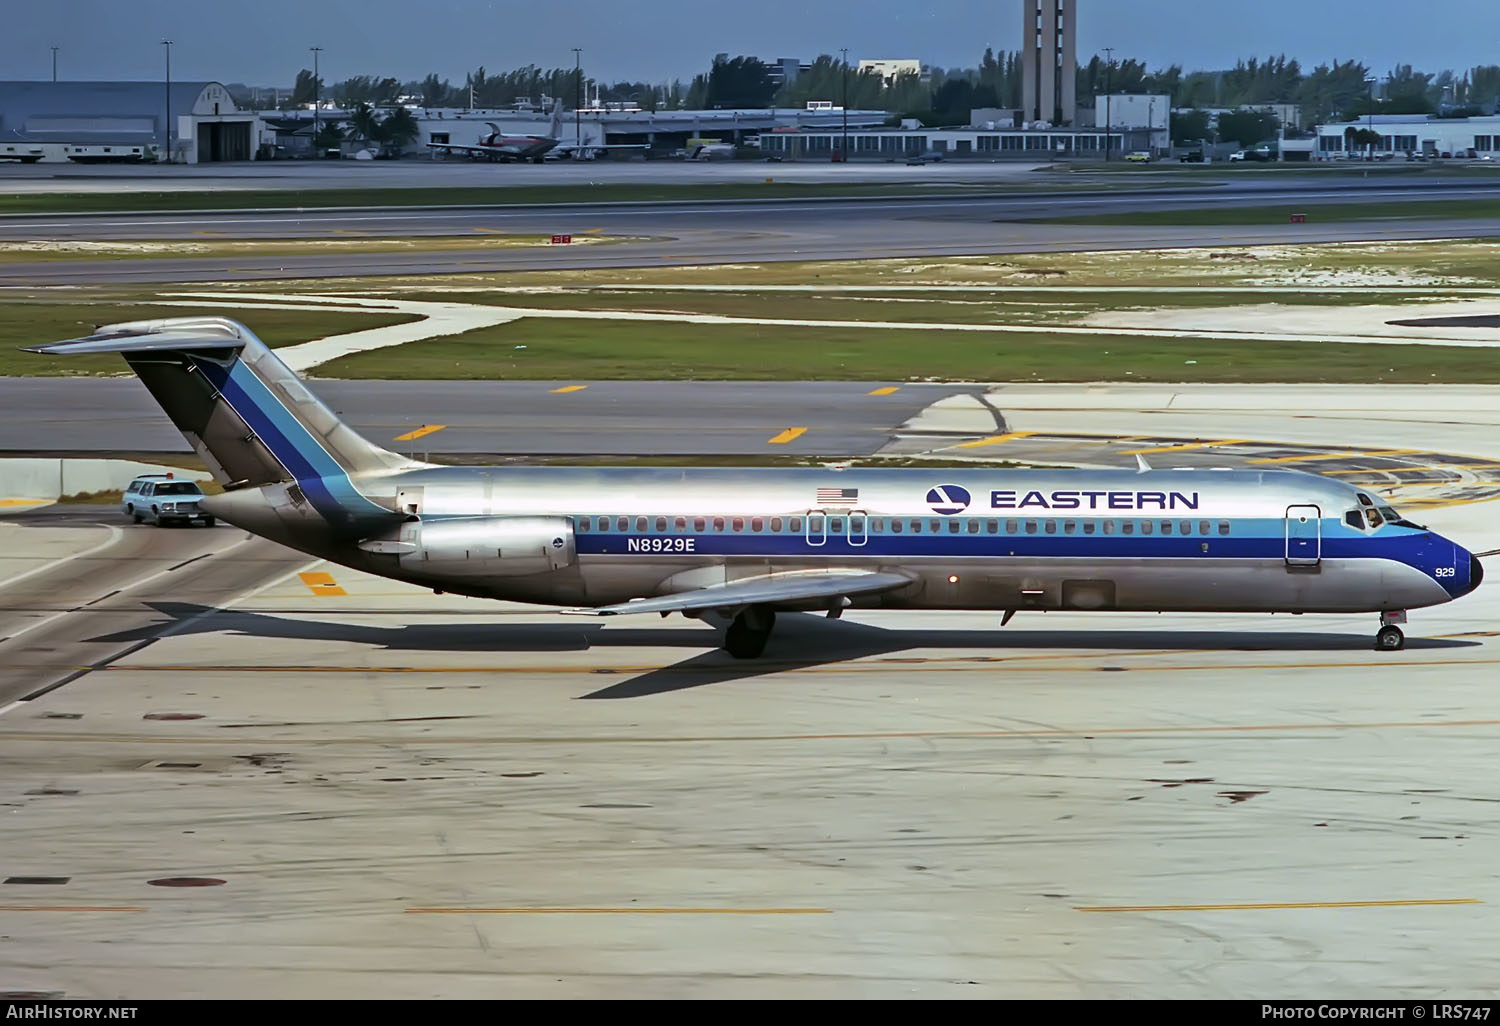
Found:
<box><xmin>0</xmin><ymin>80</ymin><xmax>262</xmax><ymax>163</ymax></box>
<box><xmin>1313</xmin><ymin>112</ymin><xmax>1500</xmax><ymax>159</ymax></box>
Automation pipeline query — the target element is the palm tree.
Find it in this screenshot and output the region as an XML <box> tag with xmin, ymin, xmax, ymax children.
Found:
<box><xmin>346</xmin><ymin>102</ymin><xmax>380</xmax><ymax>147</ymax></box>
<box><xmin>377</xmin><ymin>106</ymin><xmax>420</xmax><ymax>156</ymax></box>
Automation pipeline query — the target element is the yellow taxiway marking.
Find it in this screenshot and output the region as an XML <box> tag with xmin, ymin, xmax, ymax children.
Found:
<box><xmin>0</xmin><ymin>905</ymin><xmax>147</xmax><ymax>913</ymax></box>
<box><xmin>406</xmin><ymin>906</ymin><xmax>831</xmax><ymax>915</ymax></box>
<box><xmin>956</xmin><ymin>431</ymin><xmax>1035</xmax><ymax>449</ymax></box>
<box><xmin>582</xmin><ymin>227</ymin><xmax>604</xmax><ymax>234</ymax></box>
<box><xmin>1075</xmin><ymin>899</ymin><xmax>1481</xmax><ymax>913</ymax></box>
<box><xmin>98</xmin><ymin>657</ymin><xmax>1500</xmax><ymax>677</ymax></box>
<box><xmin>393</xmin><ymin>424</ymin><xmax>445</xmax><ymax>442</ymax></box>
<box><xmin>1249</xmin><ymin>448</ymin><xmax>1420</xmax><ymax>465</ymax></box>
<box><xmin>15</xmin><ymin>717</ymin><xmax>1500</xmax><ymax>750</ymax></box>
<box><xmin>1123</xmin><ymin>439</ymin><xmax>1247</xmax><ymax>455</ymax></box>
<box><xmin>471</xmin><ymin>227</ymin><xmax>501</xmax><ymax>234</ymax></box>
<box><xmin>767</xmin><ymin>427</ymin><xmax>808</xmax><ymax>444</ymax></box>
<box><xmin>868</xmin><ymin>386</ymin><xmax>900</xmax><ymax>396</ymax></box>
<box><xmin>0</xmin><ymin>498</ymin><xmax>47</xmax><ymax>507</ymax></box>
<box><xmin>297</xmin><ymin>571</ymin><xmax>348</xmax><ymax>598</ymax></box>
<box><xmin>549</xmin><ymin>385</ymin><xmax>588</xmax><ymax>394</ymax></box>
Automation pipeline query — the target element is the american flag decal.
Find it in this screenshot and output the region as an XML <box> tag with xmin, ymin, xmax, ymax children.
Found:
<box><xmin>815</xmin><ymin>487</ymin><xmax>859</xmax><ymax>505</ymax></box>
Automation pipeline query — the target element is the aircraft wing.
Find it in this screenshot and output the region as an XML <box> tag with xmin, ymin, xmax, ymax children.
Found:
<box><xmin>562</xmin><ymin>569</ymin><xmax>913</xmax><ymax>617</ymax></box>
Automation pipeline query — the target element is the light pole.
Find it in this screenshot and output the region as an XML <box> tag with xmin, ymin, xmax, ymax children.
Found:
<box><xmin>1103</xmin><ymin>47</ymin><xmax>1113</xmax><ymax>162</ymax></box>
<box><xmin>840</xmin><ymin>48</ymin><xmax>849</xmax><ymax>162</ymax></box>
<box><xmin>310</xmin><ymin>47</ymin><xmax>323</xmax><ymax>157</ymax></box>
<box><xmin>51</xmin><ymin>46</ymin><xmax>58</xmax><ymax>82</ymax></box>
<box><xmin>161</xmin><ymin>40</ymin><xmax>172</xmax><ymax>162</ymax></box>
<box><xmin>572</xmin><ymin>48</ymin><xmax>582</xmax><ymax>148</ymax></box>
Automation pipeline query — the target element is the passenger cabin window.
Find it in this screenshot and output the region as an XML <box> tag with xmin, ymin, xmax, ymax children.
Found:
<box><xmin>751</xmin><ymin>518</ymin><xmax>763</xmax><ymax>532</ymax></box>
<box><xmin>1025</xmin><ymin>521</ymin><xmax>1038</xmax><ymax>535</ymax></box>
<box><xmin>891</xmin><ymin>518</ymin><xmax>903</xmax><ymax>533</ymax></box>
<box><xmin>771</xmin><ymin>517</ymin><xmax>783</xmax><ymax>532</ymax></box>
<box><xmin>911</xmin><ymin>520</ymin><xmax>922</xmax><ymax>534</ymax></box>
<box><xmin>1044</xmin><ymin>520</ymin><xmax>1057</xmax><ymax>534</ymax></box>
<box><xmin>1006</xmin><ymin>520</ymin><xmax>1018</xmax><ymax>534</ymax></box>
<box><xmin>1199</xmin><ymin>520</ymin><xmax>1211</xmax><ymax>536</ymax></box>
<box><xmin>636</xmin><ymin>517</ymin><xmax>648</xmax><ymax>532</ymax></box>
<box><xmin>1122</xmin><ymin>521</ymin><xmax>1135</xmax><ymax>535</ymax></box>
<box><xmin>1064</xmin><ymin>521</ymin><xmax>1077</xmax><ymax>535</ymax></box>
<box><xmin>694</xmin><ymin>517</ymin><xmax>706</xmax><ymax>532</ymax></box>
<box><xmin>1140</xmin><ymin>520</ymin><xmax>1152</xmax><ymax>535</ymax></box>
<box><xmin>732</xmin><ymin>518</ymin><xmax>744</xmax><ymax>532</ymax></box>
<box><xmin>655</xmin><ymin>517</ymin><xmax>667</xmax><ymax>532</ymax></box>
<box><xmin>947</xmin><ymin>520</ymin><xmax>959</xmax><ymax>534</ymax></box>
<box><xmin>1102</xmin><ymin>520</ymin><xmax>1114</xmax><ymax>535</ymax></box>
<box><xmin>578</xmin><ymin>516</ymin><xmax>591</xmax><ymax>531</ymax></box>
<box><xmin>967</xmin><ymin>520</ymin><xmax>980</xmax><ymax>534</ymax></box>
<box><xmin>986</xmin><ymin>520</ymin><xmax>999</xmax><ymax>534</ymax></box>
<box><xmin>1218</xmin><ymin>521</ymin><xmax>1231</xmax><ymax>536</ymax></box>
<box><xmin>675</xmin><ymin>517</ymin><xmax>686</xmax><ymax>532</ymax></box>
<box><xmin>1082</xmin><ymin>521</ymin><xmax>1095</xmax><ymax>535</ymax></box>
<box><xmin>616</xmin><ymin>516</ymin><xmax>629</xmax><ymax>532</ymax></box>
<box><xmin>790</xmin><ymin>517</ymin><xmax>803</xmax><ymax>532</ymax></box>
<box><xmin>870</xmin><ymin>518</ymin><xmax>883</xmax><ymax>533</ymax></box>
<box><xmin>714</xmin><ymin>517</ymin><xmax>725</xmax><ymax>532</ymax></box>
<box><xmin>1161</xmin><ymin>521</ymin><xmax>1172</xmax><ymax>535</ymax></box>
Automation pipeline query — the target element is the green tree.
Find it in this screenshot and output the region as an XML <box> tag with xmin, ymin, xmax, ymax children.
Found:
<box><xmin>1170</xmin><ymin>108</ymin><xmax>1212</xmax><ymax>145</ymax></box>
<box><xmin>705</xmin><ymin>55</ymin><xmax>774</xmax><ymax>108</ymax></box>
<box><xmin>1217</xmin><ymin>109</ymin><xmax>1280</xmax><ymax>147</ymax></box>
<box><xmin>346</xmin><ymin>102</ymin><xmax>380</xmax><ymax>145</ymax></box>
<box><xmin>1297</xmin><ymin>59</ymin><xmax>1370</xmax><ymax>122</ymax></box>
<box><xmin>377</xmin><ymin>106</ymin><xmax>420</xmax><ymax>154</ymax></box>
<box><xmin>1470</xmin><ymin>65</ymin><xmax>1500</xmax><ymax>107</ymax></box>
<box><xmin>291</xmin><ymin>69</ymin><xmax>322</xmax><ymax>106</ymax></box>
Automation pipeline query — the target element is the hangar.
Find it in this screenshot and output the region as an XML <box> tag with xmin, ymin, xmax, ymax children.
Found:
<box><xmin>0</xmin><ymin>81</ymin><xmax>261</xmax><ymax>164</ymax></box>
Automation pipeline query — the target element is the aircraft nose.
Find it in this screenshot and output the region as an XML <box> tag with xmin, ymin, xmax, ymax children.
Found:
<box><xmin>1469</xmin><ymin>551</ymin><xmax>1485</xmax><ymax>595</ymax></box>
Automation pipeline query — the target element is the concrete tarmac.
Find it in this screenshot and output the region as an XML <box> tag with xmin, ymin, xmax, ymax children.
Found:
<box><xmin>1</xmin><ymin>384</ymin><xmax>1497</xmax><ymax>997</ymax></box>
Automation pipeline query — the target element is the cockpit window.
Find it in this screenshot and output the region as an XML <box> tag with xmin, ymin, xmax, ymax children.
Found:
<box><xmin>1365</xmin><ymin>508</ymin><xmax>1382</xmax><ymax>528</ymax></box>
<box><xmin>1379</xmin><ymin>505</ymin><xmax>1425</xmax><ymax>529</ymax></box>
<box><xmin>1345</xmin><ymin>510</ymin><xmax>1364</xmax><ymax>530</ymax></box>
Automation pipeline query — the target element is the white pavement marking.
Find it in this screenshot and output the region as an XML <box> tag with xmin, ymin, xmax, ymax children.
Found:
<box><xmin>0</xmin><ymin>547</ymin><xmax>323</xmax><ymax>718</ymax></box>
<box><xmin>0</xmin><ymin>535</ymin><xmax>253</xmax><ymax>648</ymax></box>
<box><xmin>0</xmin><ymin>524</ymin><xmax>123</xmax><ymax>594</ymax></box>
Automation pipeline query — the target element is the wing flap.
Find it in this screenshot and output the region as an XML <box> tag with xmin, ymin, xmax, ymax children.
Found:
<box><xmin>563</xmin><ymin>569</ymin><xmax>914</xmax><ymax>617</ymax></box>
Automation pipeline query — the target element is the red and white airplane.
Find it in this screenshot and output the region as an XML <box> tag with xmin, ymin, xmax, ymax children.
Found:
<box><xmin>427</xmin><ymin>102</ymin><xmax>566</xmax><ymax>162</ymax></box>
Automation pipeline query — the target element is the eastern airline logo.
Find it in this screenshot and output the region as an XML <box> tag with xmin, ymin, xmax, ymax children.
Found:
<box><xmin>926</xmin><ymin>485</ymin><xmax>971</xmax><ymax>515</ymax></box>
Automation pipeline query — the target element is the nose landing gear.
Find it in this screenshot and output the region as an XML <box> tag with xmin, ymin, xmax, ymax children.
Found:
<box><xmin>1376</xmin><ymin>610</ymin><xmax>1407</xmax><ymax>651</ymax></box>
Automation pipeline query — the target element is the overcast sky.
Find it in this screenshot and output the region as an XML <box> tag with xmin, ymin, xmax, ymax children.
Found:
<box><xmin>6</xmin><ymin>1</ymin><xmax>1497</xmax><ymax>87</ymax></box>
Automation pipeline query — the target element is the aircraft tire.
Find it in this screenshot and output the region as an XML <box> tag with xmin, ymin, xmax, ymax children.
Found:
<box><xmin>1376</xmin><ymin>625</ymin><xmax>1405</xmax><ymax>651</ymax></box>
<box><xmin>725</xmin><ymin>617</ymin><xmax>770</xmax><ymax>659</ymax></box>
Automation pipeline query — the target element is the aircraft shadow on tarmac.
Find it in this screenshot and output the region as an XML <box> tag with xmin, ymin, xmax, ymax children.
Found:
<box><xmin>80</xmin><ymin>602</ymin><xmax>1484</xmax><ymax>701</ymax></box>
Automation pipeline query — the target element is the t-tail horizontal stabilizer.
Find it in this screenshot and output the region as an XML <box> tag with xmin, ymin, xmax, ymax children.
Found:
<box><xmin>23</xmin><ymin>316</ymin><xmax>410</xmax><ymax>526</ymax></box>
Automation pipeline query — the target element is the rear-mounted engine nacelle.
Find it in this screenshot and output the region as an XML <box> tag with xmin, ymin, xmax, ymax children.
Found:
<box><xmin>375</xmin><ymin>515</ymin><xmax>576</xmax><ymax>577</ymax></box>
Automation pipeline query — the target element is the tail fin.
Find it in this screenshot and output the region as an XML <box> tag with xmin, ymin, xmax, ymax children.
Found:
<box><xmin>549</xmin><ymin>98</ymin><xmax>564</xmax><ymax>140</ymax></box>
<box><xmin>24</xmin><ymin>317</ymin><xmax>411</xmax><ymax>520</ymax></box>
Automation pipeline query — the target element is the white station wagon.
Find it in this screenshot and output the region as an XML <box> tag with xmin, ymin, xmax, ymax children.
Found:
<box><xmin>121</xmin><ymin>474</ymin><xmax>215</xmax><ymax>527</ymax></box>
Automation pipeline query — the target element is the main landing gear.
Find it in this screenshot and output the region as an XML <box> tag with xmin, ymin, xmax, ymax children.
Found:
<box><xmin>1376</xmin><ymin>610</ymin><xmax>1407</xmax><ymax>651</ymax></box>
<box><xmin>724</xmin><ymin>606</ymin><xmax>776</xmax><ymax>659</ymax></box>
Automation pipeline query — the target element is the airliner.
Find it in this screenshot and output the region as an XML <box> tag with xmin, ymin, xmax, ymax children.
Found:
<box><xmin>25</xmin><ymin>317</ymin><xmax>1484</xmax><ymax>657</ymax></box>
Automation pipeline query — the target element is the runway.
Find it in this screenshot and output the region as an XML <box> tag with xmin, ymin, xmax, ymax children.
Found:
<box><xmin>2</xmin><ymin>176</ymin><xmax>1499</xmax><ymax>284</ymax></box>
